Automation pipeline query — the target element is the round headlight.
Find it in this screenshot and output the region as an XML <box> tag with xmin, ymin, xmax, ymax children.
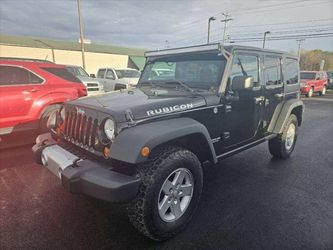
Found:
<box><xmin>46</xmin><ymin>110</ymin><xmax>58</xmax><ymax>129</ymax></box>
<box><xmin>104</xmin><ymin>119</ymin><xmax>115</xmax><ymax>140</ymax></box>
<box><xmin>60</xmin><ymin>107</ymin><xmax>66</xmax><ymax>121</ymax></box>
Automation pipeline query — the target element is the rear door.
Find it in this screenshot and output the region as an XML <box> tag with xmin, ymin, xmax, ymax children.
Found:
<box><xmin>262</xmin><ymin>55</ymin><xmax>284</xmax><ymax>131</ymax></box>
<box><xmin>0</xmin><ymin>65</ymin><xmax>44</xmax><ymax>128</ymax></box>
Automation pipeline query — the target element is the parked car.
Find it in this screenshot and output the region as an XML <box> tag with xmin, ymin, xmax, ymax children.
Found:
<box><xmin>65</xmin><ymin>65</ymin><xmax>105</xmax><ymax>95</ymax></box>
<box><xmin>300</xmin><ymin>70</ymin><xmax>328</xmax><ymax>97</ymax></box>
<box><xmin>33</xmin><ymin>44</ymin><xmax>303</xmax><ymax>241</ymax></box>
<box><xmin>96</xmin><ymin>68</ymin><xmax>141</xmax><ymax>91</ymax></box>
<box><xmin>327</xmin><ymin>71</ymin><xmax>333</xmax><ymax>89</ymax></box>
<box><xmin>0</xmin><ymin>58</ymin><xmax>87</xmax><ymax>141</ymax></box>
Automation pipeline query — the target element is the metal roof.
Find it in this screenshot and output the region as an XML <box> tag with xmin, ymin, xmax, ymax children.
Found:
<box><xmin>0</xmin><ymin>34</ymin><xmax>146</xmax><ymax>57</ymax></box>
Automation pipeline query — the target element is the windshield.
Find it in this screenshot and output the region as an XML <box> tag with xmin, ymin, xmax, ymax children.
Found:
<box><xmin>115</xmin><ymin>69</ymin><xmax>141</xmax><ymax>78</ymax></box>
<box><xmin>66</xmin><ymin>66</ymin><xmax>89</xmax><ymax>77</ymax></box>
<box><xmin>300</xmin><ymin>72</ymin><xmax>316</xmax><ymax>80</ymax></box>
<box><xmin>139</xmin><ymin>53</ymin><xmax>226</xmax><ymax>90</ymax></box>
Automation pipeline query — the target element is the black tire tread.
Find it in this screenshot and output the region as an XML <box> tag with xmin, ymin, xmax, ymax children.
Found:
<box><xmin>268</xmin><ymin>114</ymin><xmax>298</xmax><ymax>159</ymax></box>
<box><xmin>127</xmin><ymin>147</ymin><xmax>202</xmax><ymax>241</ymax></box>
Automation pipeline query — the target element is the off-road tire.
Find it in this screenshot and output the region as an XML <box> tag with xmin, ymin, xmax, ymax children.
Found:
<box><xmin>319</xmin><ymin>86</ymin><xmax>327</xmax><ymax>96</ymax></box>
<box><xmin>127</xmin><ymin>147</ymin><xmax>203</xmax><ymax>241</ymax></box>
<box><xmin>268</xmin><ymin>114</ymin><xmax>298</xmax><ymax>159</ymax></box>
<box><xmin>306</xmin><ymin>87</ymin><xmax>314</xmax><ymax>98</ymax></box>
<box><xmin>39</xmin><ymin>104</ymin><xmax>61</xmax><ymax>133</ymax></box>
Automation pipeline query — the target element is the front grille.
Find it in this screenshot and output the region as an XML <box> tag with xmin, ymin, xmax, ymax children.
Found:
<box><xmin>87</xmin><ymin>83</ymin><xmax>98</xmax><ymax>87</ymax></box>
<box><xmin>87</xmin><ymin>87</ymin><xmax>99</xmax><ymax>91</ymax></box>
<box><xmin>63</xmin><ymin>111</ymin><xmax>99</xmax><ymax>149</ymax></box>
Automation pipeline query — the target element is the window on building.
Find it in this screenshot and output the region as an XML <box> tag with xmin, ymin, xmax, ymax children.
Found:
<box><xmin>284</xmin><ymin>58</ymin><xmax>298</xmax><ymax>84</ymax></box>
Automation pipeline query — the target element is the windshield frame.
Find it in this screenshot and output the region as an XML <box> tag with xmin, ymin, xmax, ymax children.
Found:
<box><xmin>138</xmin><ymin>52</ymin><xmax>228</xmax><ymax>92</ymax></box>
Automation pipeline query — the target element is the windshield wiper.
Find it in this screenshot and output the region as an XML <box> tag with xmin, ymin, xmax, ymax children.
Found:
<box><xmin>161</xmin><ymin>80</ymin><xmax>196</xmax><ymax>93</ymax></box>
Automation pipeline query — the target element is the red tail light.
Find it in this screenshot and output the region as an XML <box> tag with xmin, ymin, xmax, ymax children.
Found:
<box><xmin>78</xmin><ymin>87</ymin><xmax>87</xmax><ymax>97</ymax></box>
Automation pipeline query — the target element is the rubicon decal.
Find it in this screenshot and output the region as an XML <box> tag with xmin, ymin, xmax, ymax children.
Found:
<box><xmin>146</xmin><ymin>103</ymin><xmax>194</xmax><ymax>116</ymax></box>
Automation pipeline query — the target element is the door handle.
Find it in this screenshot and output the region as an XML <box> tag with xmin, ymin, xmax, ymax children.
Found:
<box><xmin>254</xmin><ymin>96</ymin><xmax>264</xmax><ymax>104</ymax></box>
<box><xmin>30</xmin><ymin>88</ymin><xmax>40</xmax><ymax>93</ymax></box>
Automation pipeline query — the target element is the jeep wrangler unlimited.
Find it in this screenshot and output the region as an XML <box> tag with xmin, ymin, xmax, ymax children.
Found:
<box><xmin>33</xmin><ymin>44</ymin><xmax>304</xmax><ymax>241</ymax></box>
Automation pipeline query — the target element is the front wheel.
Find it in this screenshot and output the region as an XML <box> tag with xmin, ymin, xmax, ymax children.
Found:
<box><xmin>319</xmin><ymin>86</ymin><xmax>327</xmax><ymax>96</ymax></box>
<box><xmin>127</xmin><ymin>147</ymin><xmax>203</xmax><ymax>241</ymax></box>
<box><xmin>306</xmin><ymin>87</ymin><xmax>314</xmax><ymax>98</ymax></box>
<box><xmin>268</xmin><ymin>114</ymin><xmax>298</xmax><ymax>159</ymax></box>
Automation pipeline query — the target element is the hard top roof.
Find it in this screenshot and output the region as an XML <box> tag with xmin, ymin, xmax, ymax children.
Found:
<box><xmin>145</xmin><ymin>43</ymin><xmax>297</xmax><ymax>59</ymax></box>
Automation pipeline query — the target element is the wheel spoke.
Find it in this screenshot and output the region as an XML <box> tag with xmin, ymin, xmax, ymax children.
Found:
<box><xmin>180</xmin><ymin>184</ymin><xmax>193</xmax><ymax>196</ymax></box>
<box><xmin>173</xmin><ymin>170</ymin><xmax>186</xmax><ymax>185</ymax></box>
<box><xmin>171</xmin><ymin>199</ymin><xmax>182</xmax><ymax>218</ymax></box>
<box><xmin>162</xmin><ymin>180</ymin><xmax>173</xmax><ymax>195</ymax></box>
<box><xmin>159</xmin><ymin>196</ymin><xmax>171</xmax><ymax>216</ymax></box>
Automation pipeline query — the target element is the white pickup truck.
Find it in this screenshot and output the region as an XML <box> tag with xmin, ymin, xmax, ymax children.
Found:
<box><xmin>95</xmin><ymin>68</ymin><xmax>141</xmax><ymax>92</ymax></box>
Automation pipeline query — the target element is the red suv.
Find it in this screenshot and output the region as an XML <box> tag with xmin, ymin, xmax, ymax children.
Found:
<box><xmin>0</xmin><ymin>58</ymin><xmax>87</xmax><ymax>144</ymax></box>
<box><xmin>300</xmin><ymin>71</ymin><xmax>328</xmax><ymax>97</ymax></box>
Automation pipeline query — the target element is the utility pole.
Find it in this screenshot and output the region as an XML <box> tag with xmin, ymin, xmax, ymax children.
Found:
<box><xmin>221</xmin><ymin>13</ymin><xmax>232</xmax><ymax>45</ymax></box>
<box><xmin>77</xmin><ymin>0</ymin><xmax>86</xmax><ymax>70</ymax></box>
<box><xmin>296</xmin><ymin>39</ymin><xmax>305</xmax><ymax>63</ymax></box>
<box><xmin>207</xmin><ymin>16</ymin><xmax>216</xmax><ymax>44</ymax></box>
<box><xmin>263</xmin><ymin>31</ymin><xmax>271</xmax><ymax>48</ymax></box>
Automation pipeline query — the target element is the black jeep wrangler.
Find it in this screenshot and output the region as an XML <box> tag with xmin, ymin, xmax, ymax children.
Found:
<box><xmin>33</xmin><ymin>44</ymin><xmax>304</xmax><ymax>241</ymax></box>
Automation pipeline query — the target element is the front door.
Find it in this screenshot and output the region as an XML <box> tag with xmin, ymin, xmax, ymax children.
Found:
<box><xmin>262</xmin><ymin>55</ymin><xmax>284</xmax><ymax>130</ymax></box>
<box><xmin>223</xmin><ymin>52</ymin><xmax>264</xmax><ymax>148</ymax></box>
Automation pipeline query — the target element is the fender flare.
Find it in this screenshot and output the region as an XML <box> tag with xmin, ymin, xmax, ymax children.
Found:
<box><xmin>267</xmin><ymin>99</ymin><xmax>304</xmax><ymax>134</ymax></box>
<box><xmin>109</xmin><ymin>117</ymin><xmax>217</xmax><ymax>164</ymax></box>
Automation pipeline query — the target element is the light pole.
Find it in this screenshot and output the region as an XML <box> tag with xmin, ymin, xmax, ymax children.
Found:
<box><xmin>77</xmin><ymin>0</ymin><xmax>86</xmax><ymax>70</ymax></box>
<box><xmin>207</xmin><ymin>16</ymin><xmax>216</xmax><ymax>44</ymax></box>
<box><xmin>263</xmin><ymin>31</ymin><xmax>271</xmax><ymax>48</ymax></box>
<box><xmin>35</xmin><ymin>39</ymin><xmax>55</xmax><ymax>63</ymax></box>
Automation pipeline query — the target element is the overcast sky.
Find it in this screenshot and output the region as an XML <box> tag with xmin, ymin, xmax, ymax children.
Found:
<box><xmin>0</xmin><ymin>0</ymin><xmax>332</xmax><ymax>53</ymax></box>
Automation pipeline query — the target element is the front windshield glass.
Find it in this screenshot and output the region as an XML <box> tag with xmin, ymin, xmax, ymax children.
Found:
<box><xmin>115</xmin><ymin>69</ymin><xmax>141</xmax><ymax>78</ymax></box>
<box><xmin>139</xmin><ymin>53</ymin><xmax>226</xmax><ymax>90</ymax></box>
<box><xmin>66</xmin><ymin>66</ymin><xmax>89</xmax><ymax>77</ymax></box>
<box><xmin>300</xmin><ymin>72</ymin><xmax>316</xmax><ymax>80</ymax></box>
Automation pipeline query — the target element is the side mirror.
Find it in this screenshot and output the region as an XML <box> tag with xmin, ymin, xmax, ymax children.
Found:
<box><xmin>231</xmin><ymin>76</ymin><xmax>254</xmax><ymax>91</ymax></box>
<box><xmin>90</xmin><ymin>74</ymin><xmax>96</xmax><ymax>78</ymax></box>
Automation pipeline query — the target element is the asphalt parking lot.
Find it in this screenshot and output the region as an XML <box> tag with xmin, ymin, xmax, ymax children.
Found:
<box><xmin>1</xmin><ymin>92</ymin><xmax>333</xmax><ymax>250</ymax></box>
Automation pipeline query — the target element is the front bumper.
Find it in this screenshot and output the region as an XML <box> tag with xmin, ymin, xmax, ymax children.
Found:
<box><xmin>32</xmin><ymin>133</ymin><xmax>141</xmax><ymax>203</ymax></box>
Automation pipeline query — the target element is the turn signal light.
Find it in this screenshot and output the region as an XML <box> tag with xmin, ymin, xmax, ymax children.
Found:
<box><xmin>141</xmin><ymin>146</ymin><xmax>150</xmax><ymax>157</ymax></box>
<box><xmin>103</xmin><ymin>146</ymin><xmax>110</xmax><ymax>158</ymax></box>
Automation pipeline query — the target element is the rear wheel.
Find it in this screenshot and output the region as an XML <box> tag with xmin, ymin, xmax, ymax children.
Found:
<box><xmin>127</xmin><ymin>147</ymin><xmax>203</xmax><ymax>241</ymax></box>
<box><xmin>306</xmin><ymin>87</ymin><xmax>314</xmax><ymax>98</ymax></box>
<box><xmin>319</xmin><ymin>86</ymin><xmax>327</xmax><ymax>96</ymax></box>
<box><xmin>268</xmin><ymin>114</ymin><xmax>298</xmax><ymax>159</ymax></box>
<box><xmin>39</xmin><ymin>104</ymin><xmax>61</xmax><ymax>133</ymax></box>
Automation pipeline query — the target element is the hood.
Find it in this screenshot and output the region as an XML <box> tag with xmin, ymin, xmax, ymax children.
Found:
<box><xmin>69</xmin><ymin>88</ymin><xmax>206</xmax><ymax>122</ymax></box>
<box><xmin>77</xmin><ymin>76</ymin><xmax>101</xmax><ymax>84</ymax></box>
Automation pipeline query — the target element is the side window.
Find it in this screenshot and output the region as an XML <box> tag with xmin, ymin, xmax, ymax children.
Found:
<box><xmin>284</xmin><ymin>58</ymin><xmax>298</xmax><ymax>84</ymax></box>
<box><xmin>105</xmin><ymin>70</ymin><xmax>115</xmax><ymax>80</ymax></box>
<box><xmin>264</xmin><ymin>56</ymin><xmax>281</xmax><ymax>86</ymax></box>
<box><xmin>231</xmin><ymin>54</ymin><xmax>259</xmax><ymax>86</ymax></box>
<box><xmin>97</xmin><ymin>69</ymin><xmax>106</xmax><ymax>78</ymax></box>
<box><xmin>0</xmin><ymin>65</ymin><xmax>41</xmax><ymax>85</ymax></box>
